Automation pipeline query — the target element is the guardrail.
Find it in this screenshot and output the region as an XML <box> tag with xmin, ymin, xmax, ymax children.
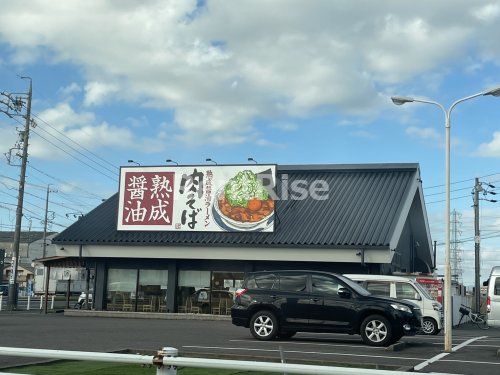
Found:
<box><xmin>0</xmin><ymin>346</ymin><xmax>453</xmax><ymax>375</ymax></box>
<box><xmin>0</xmin><ymin>295</ymin><xmax>60</xmax><ymax>311</ymax></box>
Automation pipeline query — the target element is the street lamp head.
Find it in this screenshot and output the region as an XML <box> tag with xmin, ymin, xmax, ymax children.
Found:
<box><xmin>483</xmin><ymin>86</ymin><xmax>500</xmax><ymax>97</ymax></box>
<box><xmin>166</xmin><ymin>159</ymin><xmax>179</xmax><ymax>166</ymax></box>
<box><xmin>391</xmin><ymin>96</ymin><xmax>415</xmax><ymax>106</ymax></box>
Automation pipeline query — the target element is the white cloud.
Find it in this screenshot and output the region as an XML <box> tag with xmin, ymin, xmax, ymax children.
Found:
<box><xmin>475</xmin><ymin>131</ymin><xmax>500</xmax><ymax>157</ymax></box>
<box><xmin>406</xmin><ymin>126</ymin><xmax>441</xmax><ymax>141</ymax></box>
<box><xmin>28</xmin><ymin>102</ymin><xmax>167</xmax><ymax>160</ymax></box>
<box><xmin>473</xmin><ymin>3</ymin><xmax>500</xmax><ymax>22</ymax></box>
<box><xmin>58</xmin><ymin>82</ymin><xmax>82</xmax><ymax>98</ymax></box>
<box><xmin>270</xmin><ymin>122</ymin><xmax>298</xmax><ymax>132</ymax></box>
<box><xmin>83</xmin><ymin>81</ymin><xmax>119</xmax><ymax>107</ymax></box>
<box><xmin>0</xmin><ymin>1</ymin><xmax>497</xmax><ymax>144</ymax></box>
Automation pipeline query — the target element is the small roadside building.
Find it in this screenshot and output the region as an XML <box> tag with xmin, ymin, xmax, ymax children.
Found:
<box><xmin>51</xmin><ymin>163</ymin><xmax>433</xmax><ymax>314</ymax></box>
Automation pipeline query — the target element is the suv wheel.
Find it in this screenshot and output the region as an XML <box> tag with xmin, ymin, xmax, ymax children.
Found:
<box><xmin>360</xmin><ymin>315</ymin><xmax>392</xmax><ymax>346</ymax></box>
<box><xmin>422</xmin><ymin>317</ymin><xmax>439</xmax><ymax>335</ymax></box>
<box><xmin>250</xmin><ymin>310</ymin><xmax>278</xmax><ymax>340</ymax></box>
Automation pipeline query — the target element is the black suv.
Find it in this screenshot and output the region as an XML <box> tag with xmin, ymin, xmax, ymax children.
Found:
<box><xmin>231</xmin><ymin>271</ymin><xmax>422</xmax><ymax>346</ymax></box>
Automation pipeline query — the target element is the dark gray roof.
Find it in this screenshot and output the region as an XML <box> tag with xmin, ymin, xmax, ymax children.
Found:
<box><xmin>53</xmin><ymin>163</ymin><xmax>422</xmax><ymax>248</ymax></box>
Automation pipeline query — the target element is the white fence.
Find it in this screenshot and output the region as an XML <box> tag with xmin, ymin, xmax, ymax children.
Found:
<box><xmin>0</xmin><ymin>295</ymin><xmax>58</xmax><ymax>311</ymax></box>
<box><xmin>0</xmin><ymin>346</ymin><xmax>454</xmax><ymax>375</ymax></box>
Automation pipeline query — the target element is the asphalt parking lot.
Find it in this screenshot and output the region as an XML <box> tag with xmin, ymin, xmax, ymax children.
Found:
<box><xmin>0</xmin><ymin>313</ymin><xmax>499</xmax><ymax>374</ymax></box>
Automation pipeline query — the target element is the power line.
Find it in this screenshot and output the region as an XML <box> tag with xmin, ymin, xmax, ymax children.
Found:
<box><xmin>31</xmin><ymin>111</ymin><xmax>119</xmax><ymax>170</ymax></box>
<box><xmin>30</xmin><ymin>128</ymin><xmax>118</xmax><ymax>181</ymax></box>
<box><xmin>426</xmin><ymin>194</ymin><xmax>471</xmax><ymax>204</ymax></box>
<box><xmin>424</xmin><ymin>172</ymin><xmax>500</xmax><ymax>190</ymax></box>
<box><xmin>33</xmin><ymin>118</ymin><xmax>119</xmax><ymax>176</ymax></box>
<box><xmin>8</xmin><ymin>115</ymin><xmax>118</xmax><ymax>182</ymax></box>
<box><xmin>28</xmin><ymin>164</ymin><xmax>105</xmax><ymax>200</ymax></box>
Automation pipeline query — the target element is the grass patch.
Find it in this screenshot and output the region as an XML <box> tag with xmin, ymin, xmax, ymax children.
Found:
<box><xmin>5</xmin><ymin>360</ymin><xmax>277</xmax><ymax>375</ymax></box>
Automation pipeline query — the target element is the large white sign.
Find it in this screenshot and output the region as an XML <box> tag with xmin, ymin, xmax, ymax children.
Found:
<box><xmin>117</xmin><ymin>165</ymin><xmax>276</xmax><ymax>232</ymax></box>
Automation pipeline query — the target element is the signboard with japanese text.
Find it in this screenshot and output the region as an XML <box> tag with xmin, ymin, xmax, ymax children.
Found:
<box><xmin>417</xmin><ymin>278</ymin><xmax>443</xmax><ymax>303</ymax></box>
<box><xmin>117</xmin><ymin>165</ymin><xmax>276</xmax><ymax>232</ymax></box>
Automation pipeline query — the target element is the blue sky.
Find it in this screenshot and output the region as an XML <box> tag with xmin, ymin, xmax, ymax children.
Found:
<box><xmin>0</xmin><ymin>1</ymin><xmax>499</xmax><ymax>287</ymax></box>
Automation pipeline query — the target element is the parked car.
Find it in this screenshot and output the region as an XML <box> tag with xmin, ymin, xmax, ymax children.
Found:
<box><xmin>231</xmin><ymin>270</ymin><xmax>422</xmax><ymax>346</ymax></box>
<box><xmin>344</xmin><ymin>274</ymin><xmax>443</xmax><ymax>335</ymax></box>
<box><xmin>487</xmin><ymin>266</ymin><xmax>500</xmax><ymax>327</ymax></box>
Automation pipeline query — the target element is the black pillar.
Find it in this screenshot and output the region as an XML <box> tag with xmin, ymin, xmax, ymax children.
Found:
<box><xmin>94</xmin><ymin>261</ymin><xmax>107</xmax><ymax>310</ymax></box>
<box><xmin>166</xmin><ymin>261</ymin><xmax>177</xmax><ymax>313</ymax></box>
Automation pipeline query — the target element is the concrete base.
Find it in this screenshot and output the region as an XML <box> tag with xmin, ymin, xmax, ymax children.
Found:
<box><xmin>64</xmin><ymin>310</ymin><xmax>231</xmax><ymax>321</ymax></box>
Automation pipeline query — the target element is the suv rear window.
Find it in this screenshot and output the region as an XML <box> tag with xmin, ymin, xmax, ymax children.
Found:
<box><xmin>279</xmin><ymin>274</ymin><xmax>307</xmax><ymax>292</ymax></box>
<box><xmin>246</xmin><ymin>274</ymin><xmax>278</xmax><ymax>290</ymax></box>
<box><xmin>495</xmin><ymin>277</ymin><xmax>500</xmax><ymax>296</ymax></box>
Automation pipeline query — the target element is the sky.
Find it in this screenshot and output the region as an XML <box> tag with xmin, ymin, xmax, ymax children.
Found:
<box><xmin>0</xmin><ymin>0</ymin><xmax>499</xmax><ymax>287</ymax></box>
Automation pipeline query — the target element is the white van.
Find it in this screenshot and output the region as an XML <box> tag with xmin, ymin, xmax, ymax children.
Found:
<box><xmin>344</xmin><ymin>274</ymin><xmax>443</xmax><ymax>335</ymax></box>
<box><xmin>486</xmin><ymin>266</ymin><xmax>500</xmax><ymax>327</ymax></box>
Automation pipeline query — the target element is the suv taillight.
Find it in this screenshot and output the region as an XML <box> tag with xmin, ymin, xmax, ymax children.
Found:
<box><xmin>235</xmin><ymin>288</ymin><xmax>248</xmax><ymax>297</ymax></box>
<box><xmin>487</xmin><ymin>296</ymin><xmax>491</xmax><ymax>314</ymax></box>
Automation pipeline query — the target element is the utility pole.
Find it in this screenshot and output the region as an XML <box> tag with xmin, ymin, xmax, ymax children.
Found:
<box><xmin>472</xmin><ymin>178</ymin><xmax>497</xmax><ymax>313</ymax></box>
<box><xmin>42</xmin><ymin>184</ymin><xmax>54</xmax><ymax>259</ymax></box>
<box><xmin>473</xmin><ymin>178</ymin><xmax>481</xmax><ymax>313</ymax></box>
<box><xmin>1</xmin><ymin>77</ymin><xmax>33</xmax><ymax>310</ymax></box>
<box><xmin>450</xmin><ymin>210</ymin><xmax>463</xmax><ymax>284</ymax></box>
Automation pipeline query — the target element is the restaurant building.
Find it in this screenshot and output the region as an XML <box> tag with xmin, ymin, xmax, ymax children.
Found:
<box><xmin>50</xmin><ymin>163</ymin><xmax>433</xmax><ymax>315</ymax></box>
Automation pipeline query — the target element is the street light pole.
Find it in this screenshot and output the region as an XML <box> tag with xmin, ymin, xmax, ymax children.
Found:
<box><xmin>391</xmin><ymin>86</ymin><xmax>500</xmax><ymax>353</ymax></box>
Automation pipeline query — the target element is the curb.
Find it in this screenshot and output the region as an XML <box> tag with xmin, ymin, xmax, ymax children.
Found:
<box><xmin>63</xmin><ymin>310</ymin><xmax>231</xmax><ymax>321</ymax></box>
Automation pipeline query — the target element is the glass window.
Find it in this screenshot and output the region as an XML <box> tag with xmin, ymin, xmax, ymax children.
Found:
<box><xmin>177</xmin><ymin>270</ymin><xmax>210</xmax><ymax>314</ymax></box>
<box><xmin>211</xmin><ymin>272</ymin><xmax>244</xmax><ymax>315</ymax></box>
<box><xmin>106</xmin><ymin>269</ymin><xmax>137</xmax><ymax>311</ymax></box>
<box><xmin>494</xmin><ymin>277</ymin><xmax>500</xmax><ymax>296</ymax></box>
<box><xmin>137</xmin><ymin>270</ymin><xmax>168</xmax><ymax>313</ymax></box>
<box><xmin>396</xmin><ymin>282</ymin><xmax>420</xmax><ymax>300</ymax></box>
<box><xmin>246</xmin><ymin>274</ymin><xmax>278</xmax><ymax>290</ymax></box>
<box><xmin>279</xmin><ymin>274</ymin><xmax>307</xmax><ymax>292</ymax></box>
<box><xmin>312</xmin><ymin>275</ymin><xmax>342</xmax><ymax>294</ymax></box>
<box><xmin>366</xmin><ymin>281</ymin><xmax>391</xmax><ymax>297</ymax></box>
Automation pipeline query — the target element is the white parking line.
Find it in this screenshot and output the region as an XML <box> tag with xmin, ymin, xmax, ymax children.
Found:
<box><xmin>229</xmin><ymin>339</ymin><xmax>386</xmax><ymax>350</ymax></box>
<box><xmin>441</xmin><ymin>359</ymin><xmax>500</xmax><ymax>366</ymax></box>
<box><xmin>182</xmin><ymin>345</ymin><xmax>426</xmax><ymax>361</ymax></box>
<box><xmin>413</xmin><ymin>336</ymin><xmax>487</xmax><ymax>372</ymax></box>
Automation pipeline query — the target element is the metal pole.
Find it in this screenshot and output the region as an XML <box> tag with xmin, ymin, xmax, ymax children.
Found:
<box><xmin>85</xmin><ymin>266</ymin><xmax>90</xmax><ymax>310</ymax></box>
<box><xmin>433</xmin><ymin>240</ymin><xmax>437</xmax><ymax>271</ymax></box>
<box><xmin>474</xmin><ymin>177</ymin><xmax>481</xmax><ymax>313</ymax></box>
<box><xmin>42</xmin><ymin>184</ymin><xmax>51</xmax><ymax>259</ymax></box>
<box><xmin>44</xmin><ymin>265</ymin><xmax>50</xmax><ymax>314</ymax></box>
<box><xmin>66</xmin><ymin>276</ymin><xmax>71</xmax><ymax>309</ymax></box>
<box><xmin>8</xmin><ymin>78</ymin><xmax>32</xmax><ymax>310</ymax></box>
<box><xmin>443</xmin><ymin>112</ymin><xmax>452</xmax><ymax>352</ymax></box>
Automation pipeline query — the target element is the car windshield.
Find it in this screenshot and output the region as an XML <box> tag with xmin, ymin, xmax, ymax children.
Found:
<box><xmin>337</xmin><ymin>275</ymin><xmax>371</xmax><ymax>296</ymax></box>
<box><xmin>413</xmin><ymin>281</ymin><xmax>434</xmax><ymax>300</ymax></box>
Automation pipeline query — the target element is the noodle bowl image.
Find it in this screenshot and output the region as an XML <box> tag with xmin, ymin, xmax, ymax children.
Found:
<box><xmin>214</xmin><ymin>170</ymin><xmax>274</xmax><ymax>229</ymax></box>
